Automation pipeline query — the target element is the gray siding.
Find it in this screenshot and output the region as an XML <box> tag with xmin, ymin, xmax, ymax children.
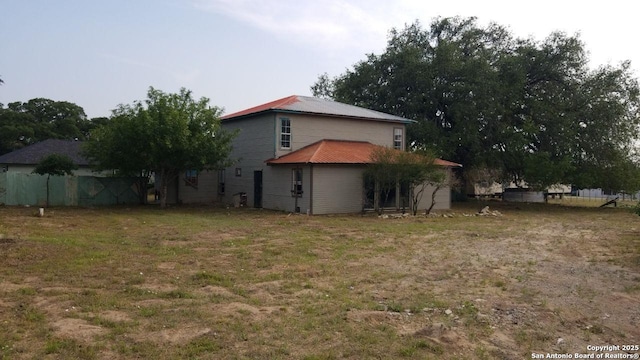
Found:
<box><xmin>263</xmin><ymin>166</ymin><xmax>310</xmax><ymax>213</ymax></box>
<box><xmin>312</xmin><ymin>165</ymin><xmax>365</xmax><ymax>214</ymax></box>
<box><xmin>415</xmin><ymin>184</ymin><xmax>451</xmax><ymax>211</ymax></box>
<box><xmin>218</xmin><ymin>111</ymin><xmax>456</xmax><ymax>214</ymax></box>
<box><xmin>415</xmin><ymin>170</ymin><xmax>454</xmax><ymax>211</ymax></box>
<box><xmin>176</xmin><ymin>170</ymin><xmax>220</xmax><ymax>204</ymax></box>
<box><xmin>221</xmin><ymin>112</ymin><xmax>405</xmax><ymax>211</ymax></box>
<box><xmin>220</xmin><ymin>114</ymin><xmax>276</xmax><ymax>207</ymax></box>
<box><xmin>275</xmin><ymin>113</ymin><xmax>403</xmax><ymax>158</ymax></box>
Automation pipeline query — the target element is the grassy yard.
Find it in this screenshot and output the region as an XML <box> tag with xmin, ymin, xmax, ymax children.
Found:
<box><xmin>0</xmin><ymin>202</ymin><xmax>638</xmax><ymax>359</ymax></box>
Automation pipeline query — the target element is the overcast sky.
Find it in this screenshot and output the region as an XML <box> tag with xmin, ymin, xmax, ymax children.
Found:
<box><xmin>1</xmin><ymin>0</ymin><xmax>638</xmax><ymax>118</ymax></box>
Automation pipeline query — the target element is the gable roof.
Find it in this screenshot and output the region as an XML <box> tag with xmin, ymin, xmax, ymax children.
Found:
<box><xmin>222</xmin><ymin>95</ymin><xmax>414</xmax><ymax>124</ymax></box>
<box><xmin>0</xmin><ymin>139</ymin><xmax>90</xmax><ymax>166</ymax></box>
<box><xmin>266</xmin><ymin>139</ymin><xmax>462</xmax><ymax>167</ymax></box>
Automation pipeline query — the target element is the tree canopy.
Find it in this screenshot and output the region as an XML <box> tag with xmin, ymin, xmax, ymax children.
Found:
<box><xmin>32</xmin><ymin>154</ymin><xmax>78</xmax><ymax>207</ymax></box>
<box><xmin>83</xmin><ymin>87</ymin><xmax>237</xmax><ymax>208</ymax></box>
<box><xmin>366</xmin><ymin>147</ymin><xmax>450</xmax><ymax>215</ymax></box>
<box><xmin>313</xmin><ymin>17</ymin><xmax>640</xmax><ymax>192</ymax></box>
<box><xmin>0</xmin><ymin>98</ymin><xmax>103</xmax><ymax>155</ymax></box>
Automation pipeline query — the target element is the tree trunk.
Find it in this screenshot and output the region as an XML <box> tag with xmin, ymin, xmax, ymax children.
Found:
<box><xmin>137</xmin><ymin>172</ymin><xmax>148</xmax><ymax>205</ymax></box>
<box><xmin>426</xmin><ymin>185</ymin><xmax>441</xmax><ymax>215</ymax></box>
<box><xmin>159</xmin><ymin>169</ymin><xmax>168</xmax><ymax>209</ymax></box>
<box><xmin>160</xmin><ymin>183</ymin><xmax>168</xmax><ymax>208</ymax></box>
<box><xmin>410</xmin><ymin>187</ymin><xmax>418</xmax><ymax>216</ymax></box>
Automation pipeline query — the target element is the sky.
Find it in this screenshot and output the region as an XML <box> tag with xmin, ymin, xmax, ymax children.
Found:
<box><xmin>1</xmin><ymin>0</ymin><xmax>638</xmax><ymax>119</ymax></box>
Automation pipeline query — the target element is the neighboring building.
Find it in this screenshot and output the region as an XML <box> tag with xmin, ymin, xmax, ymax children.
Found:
<box><xmin>466</xmin><ymin>180</ymin><xmax>571</xmax><ymax>200</ymax></box>
<box><xmin>0</xmin><ymin>139</ymin><xmax>138</xmax><ymax>206</ymax></box>
<box><xmin>0</xmin><ymin>139</ymin><xmax>97</xmax><ymax>176</ymax></box>
<box><xmin>178</xmin><ymin>95</ymin><xmax>459</xmax><ymax>214</ymax></box>
<box><xmin>577</xmin><ymin>188</ymin><xmax>640</xmax><ymax>201</ymax></box>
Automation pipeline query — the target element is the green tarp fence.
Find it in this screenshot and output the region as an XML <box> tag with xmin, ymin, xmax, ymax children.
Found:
<box><xmin>0</xmin><ymin>173</ymin><xmax>141</xmax><ymax>206</ymax></box>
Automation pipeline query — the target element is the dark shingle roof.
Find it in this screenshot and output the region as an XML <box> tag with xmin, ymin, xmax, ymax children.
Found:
<box><xmin>0</xmin><ymin>139</ymin><xmax>90</xmax><ymax>166</ymax></box>
<box><xmin>222</xmin><ymin>95</ymin><xmax>414</xmax><ymax>124</ymax></box>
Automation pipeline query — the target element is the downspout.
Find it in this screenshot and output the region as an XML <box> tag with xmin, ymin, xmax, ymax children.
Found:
<box><xmin>309</xmin><ymin>164</ymin><xmax>313</xmax><ymax>215</ymax></box>
<box><xmin>294</xmin><ymin>178</ymin><xmax>298</xmax><ymax>213</ymax></box>
<box><xmin>293</xmin><ymin>166</ymin><xmax>300</xmax><ymax>213</ymax></box>
<box><xmin>273</xmin><ymin>114</ymin><xmax>277</xmax><ymax>157</ymax></box>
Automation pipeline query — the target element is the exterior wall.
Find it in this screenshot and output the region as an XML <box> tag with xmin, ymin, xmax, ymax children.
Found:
<box><xmin>466</xmin><ymin>181</ymin><xmax>503</xmax><ymax>197</ymax></box>
<box><xmin>577</xmin><ymin>188</ymin><xmax>640</xmax><ymax>200</ymax></box>
<box><xmin>466</xmin><ymin>181</ymin><xmax>572</xmax><ymax>197</ymax></box>
<box><xmin>415</xmin><ymin>169</ymin><xmax>454</xmax><ymax>211</ymax></box>
<box><xmin>502</xmin><ymin>189</ymin><xmax>545</xmax><ymax>203</ymax></box>
<box><xmin>415</xmin><ymin>184</ymin><xmax>451</xmax><ymax>211</ymax></box>
<box><xmin>175</xmin><ymin>170</ymin><xmax>220</xmax><ymax>204</ymax></box>
<box><xmin>263</xmin><ymin>165</ymin><xmax>311</xmax><ymax>213</ymax></box>
<box><xmin>219</xmin><ymin>112</ymin><xmax>443</xmax><ymax>214</ymax></box>
<box><xmin>311</xmin><ymin>165</ymin><xmax>366</xmax><ymax>214</ymax></box>
<box><xmin>274</xmin><ymin>113</ymin><xmax>404</xmax><ymax>158</ymax></box>
<box><xmin>220</xmin><ymin>114</ymin><xmax>276</xmax><ymax>207</ymax></box>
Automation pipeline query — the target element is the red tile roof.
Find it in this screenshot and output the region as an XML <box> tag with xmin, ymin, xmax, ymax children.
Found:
<box><xmin>434</xmin><ymin>158</ymin><xmax>463</xmax><ymax>167</ymax></box>
<box><xmin>222</xmin><ymin>95</ymin><xmax>413</xmax><ymax>124</ymax></box>
<box><xmin>265</xmin><ymin>140</ymin><xmax>462</xmax><ymax>167</ymax></box>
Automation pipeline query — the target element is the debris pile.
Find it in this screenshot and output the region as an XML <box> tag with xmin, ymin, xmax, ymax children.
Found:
<box><xmin>377</xmin><ymin>206</ymin><xmax>503</xmax><ymax>219</ymax></box>
<box><xmin>477</xmin><ymin>206</ymin><xmax>502</xmax><ymax>217</ymax></box>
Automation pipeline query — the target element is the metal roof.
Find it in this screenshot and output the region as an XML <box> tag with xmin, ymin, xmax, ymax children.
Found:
<box><xmin>222</xmin><ymin>95</ymin><xmax>414</xmax><ymax>124</ymax></box>
<box><xmin>0</xmin><ymin>139</ymin><xmax>90</xmax><ymax>166</ymax></box>
<box><xmin>266</xmin><ymin>139</ymin><xmax>462</xmax><ymax>167</ymax></box>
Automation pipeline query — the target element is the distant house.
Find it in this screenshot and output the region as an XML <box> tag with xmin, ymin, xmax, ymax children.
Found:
<box><xmin>171</xmin><ymin>95</ymin><xmax>458</xmax><ymax>214</ymax></box>
<box><xmin>0</xmin><ymin>139</ymin><xmax>139</xmax><ymax>206</ymax></box>
<box><xmin>0</xmin><ymin>139</ymin><xmax>96</xmax><ymax>175</ymax></box>
<box><xmin>466</xmin><ymin>179</ymin><xmax>571</xmax><ymax>202</ymax></box>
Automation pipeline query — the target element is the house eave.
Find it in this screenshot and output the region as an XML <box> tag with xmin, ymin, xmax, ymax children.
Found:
<box><xmin>223</xmin><ymin>109</ymin><xmax>415</xmax><ymax>125</ymax></box>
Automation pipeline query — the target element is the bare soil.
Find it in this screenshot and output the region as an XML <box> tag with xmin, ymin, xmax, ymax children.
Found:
<box><xmin>0</xmin><ymin>202</ymin><xmax>638</xmax><ymax>359</ymax></box>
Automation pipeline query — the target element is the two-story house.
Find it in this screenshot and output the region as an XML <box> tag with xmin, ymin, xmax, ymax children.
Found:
<box><xmin>203</xmin><ymin>95</ymin><xmax>459</xmax><ymax>215</ymax></box>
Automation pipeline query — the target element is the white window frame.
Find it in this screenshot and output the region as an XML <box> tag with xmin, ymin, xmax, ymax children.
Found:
<box><xmin>393</xmin><ymin>127</ymin><xmax>403</xmax><ymax>150</ymax></box>
<box><xmin>280</xmin><ymin>117</ymin><xmax>291</xmax><ymax>149</ymax></box>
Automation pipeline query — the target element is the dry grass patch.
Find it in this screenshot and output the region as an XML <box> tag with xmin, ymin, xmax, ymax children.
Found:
<box><xmin>0</xmin><ymin>203</ymin><xmax>638</xmax><ymax>359</ymax></box>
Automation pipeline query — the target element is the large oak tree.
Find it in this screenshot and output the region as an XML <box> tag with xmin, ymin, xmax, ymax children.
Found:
<box><xmin>0</xmin><ymin>98</ymin><xmax>99</xmax><ymax>155</ymax></box>
<box><xmin>313</xmin><ymin>17</ymin><xmax>640</xmax><ymax>193</ymax></box>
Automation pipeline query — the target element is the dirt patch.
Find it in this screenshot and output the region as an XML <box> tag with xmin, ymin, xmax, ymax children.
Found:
<box><xmin>144</xmin><ymin>326</ymin><xmax>213</xmax><ymax>345</ymax></box>
<box><xmin>98</xmin><ymin>310</ymin><xmax>132</xmax><ymax>322</ymax></box>
<box><xmin>212</xmin><ymin>302</ymin><xmax>283</xmax><ymax>320</ymax></box>
<box><xmin>0</xmin><ymin>238</ymin><xmax>16</xmax><ymax>244</ymax></box>
<box><xmin>193</xmin><ymin>285</ymin><xmax>238</xmax><ymax>298</ymax></box>
<box><xmin>0</xmin><ymin>204</ymin><xmax>638</xmax><ymax>359</ymax></box>
<box><xmin>52</xmin><ymin>318</ymin><xmax>106</xmax><ymax>341</ymax></box>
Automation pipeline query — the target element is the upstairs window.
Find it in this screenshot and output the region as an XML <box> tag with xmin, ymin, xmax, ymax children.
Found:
<box><xmin>393</xmin><ymin>128</ymin><xmax>403</xmax><ymax>150</ymax></box>
<box><xmin>280</xmin><ymin>118</ymin><xmax>291</xmax><ymax>149</ymax></box>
